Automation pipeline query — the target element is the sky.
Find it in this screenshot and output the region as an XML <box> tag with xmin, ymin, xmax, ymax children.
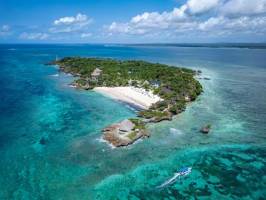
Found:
<box><xmin>0</xmin><ymin>0</ymin><xmax>266</xmax><ymax>43</ymax></box>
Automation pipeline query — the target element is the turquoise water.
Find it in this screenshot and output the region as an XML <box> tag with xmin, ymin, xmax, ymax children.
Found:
<box><xmin>0</xmin><ymin>44</ymin><xmax>265</xmax><ymax>199</ymax></box>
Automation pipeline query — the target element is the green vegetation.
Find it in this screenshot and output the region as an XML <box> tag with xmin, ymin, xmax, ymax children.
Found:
<box><xmin>127</xmin><ymin>131</ymin><xmax>137</xmax><ymax>140</ymax></box>
<box><xmin>53</xmin><ymin>57</ymin><xmax>202</xmax><ymax>122</ymax></box>
<box><xmin>129</xmin><ymin>118</ymin><xmax>146</xmax><ymax>130</ymax></box>
<box><xmin>138</xmin><ymin>110</ymin><xmax>168</xmax><ymax>118</ymax></box>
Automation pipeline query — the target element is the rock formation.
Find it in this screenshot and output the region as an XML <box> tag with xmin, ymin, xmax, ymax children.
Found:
<box><xmin>102</xmin><ymin>119</ymin><xmax>149</xmax><ymax>147</ymax></box>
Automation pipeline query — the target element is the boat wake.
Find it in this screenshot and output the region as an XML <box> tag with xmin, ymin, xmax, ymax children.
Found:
<box><xmin>169</xmin><ymin>128</ymin><xmax>183</xmax><ymax>135</ymax></box>
<box><xmin>156</xmin><ymin>167</ymin><xmax>192</xmax><ymax>189</ymax></box>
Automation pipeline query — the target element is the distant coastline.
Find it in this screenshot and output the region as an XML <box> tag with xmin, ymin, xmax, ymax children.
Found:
<box><xmin>1</xmin><ymin>43</ymin><xmax>266</xmax><ymax>50</ymax></box>
<box><xmin>123</xmin><ymin>43</ymin><xmax>266</xmax><ymax>49</ymax></box>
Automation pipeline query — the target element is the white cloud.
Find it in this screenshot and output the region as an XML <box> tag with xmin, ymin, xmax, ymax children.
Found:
<box><xmin>187</xmin><ymin>0</ymin><xmax>220</xmax><ymax>14</ymax></box>
<box><xmin>0</xmin><ymin>25</ymin><xmax>11</xmax><ymax>36</ymax></box>
<box><xmin>50</xmin><ymin>13</ymin><xmax>92</xmax><ymax>33</ymax></box>
<box><xmin>220</xmin><ymin>0</ymin><xmax>266</xmax><ymax>16</ymax></box>
<box><xmin>2</xmin><ymin>25</ymin><xmax>10</xmax><ymax>31</ymax></box>
<box><xmin>106</xmin><ymin>0</ymin><xmax>266</xmax><ymax>39</ymax></box>
<box><xmin>131</xmin><ymin>5</ymin><xmax>188</xmax><ymax>27</ymax></box>
<box><xmin>108</xmin><ymin>22</ymin><xmax>149</xmax><ymax>35</ymax></box>
<box><xmin>49</xmin><ymin>26</ymin><xmax>78</xmax><ymax>33</ymax></box>
<box><xmin>108</xmin><ymin>6</ymin><xmax>189</xmax><ymax>35</ymax></box>
<box><xmin>198</xmin><ymin>16</ymin><xmax>266</xmax><ymax>33</ymax></box>
<box><xmin>198</xmin><ymin>16</ymin><xmax>225</xmax><ymax>31</ymax></box>
<box><xmin>81</xmin><ymin>33</ymin><xmax>92</xmax><ymax>38</ymax></box>
<box><xmin>19</xmin><ymin>32</ymin><xmax>49</xmax><ymax>40</ymax></box>
<box><xmin>54</xmin><ymin>13</ymin><xmax>91</xmax><ymax>26</ymax></box>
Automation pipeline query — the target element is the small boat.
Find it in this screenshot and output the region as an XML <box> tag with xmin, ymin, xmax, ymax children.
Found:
<box><xmin>200</xmin><ymin>124</ymin><xmax>211</xmax><ymax>134</ymax></box>
<box><xmin>157</xmin><ymin>167</ymin><xmax>192</xmax><ymax>189</ymax></box>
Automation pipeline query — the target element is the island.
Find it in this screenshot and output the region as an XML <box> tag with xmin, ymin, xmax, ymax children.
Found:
<box><xmin>49</xmin><ymin>57</ymin><xmax>202</xmax><ymax>147</ymax></box>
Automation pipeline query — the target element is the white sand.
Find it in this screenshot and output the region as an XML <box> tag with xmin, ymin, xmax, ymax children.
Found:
<box><xmin>94</xmin><ymin>87</ymin><xmax>162</xmax><ymax>109</ymax></box>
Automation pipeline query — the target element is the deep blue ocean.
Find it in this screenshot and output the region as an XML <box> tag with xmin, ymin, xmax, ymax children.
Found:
<box><xmin>0</xmin><ymin>44</ymin><xmax>265</xmax><ymax>199</ymax></box>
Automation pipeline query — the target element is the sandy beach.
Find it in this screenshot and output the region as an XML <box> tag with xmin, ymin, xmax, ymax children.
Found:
<box><xmin>94</xmin><ymin>87</ymin><xmax>162</xmax><ymax>109</ymax></box>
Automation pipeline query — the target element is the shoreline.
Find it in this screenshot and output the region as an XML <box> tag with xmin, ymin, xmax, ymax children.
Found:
<box><xmin>48</xmin><ymin>57</ymin><xmax>203</xmax><ymax>147</ymax></box>
<box><xmin>94</xmin><ymin>87</ymin><xmax>163</xmax><ymax>110</ymax></box>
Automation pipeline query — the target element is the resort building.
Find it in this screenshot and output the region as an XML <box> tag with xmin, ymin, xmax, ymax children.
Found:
<box><xmin>119</xmin><ymin>119</ymin><xmax>135</xmax><ymax>133</ymax></box>
<box><xmin>91</xmin><ymin>68</ymin><xmax>102</xmax><ymax>81</ymax></box>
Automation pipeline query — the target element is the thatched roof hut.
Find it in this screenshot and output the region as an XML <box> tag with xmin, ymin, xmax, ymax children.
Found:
<box><xmin>91</xmin><ymin>68</ymin><xmax>102</xmax><ymax>77</ymax></box>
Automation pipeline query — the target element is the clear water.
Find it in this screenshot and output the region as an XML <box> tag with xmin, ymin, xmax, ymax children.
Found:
<box><xmin>0</xmin><ymin>44</ymin><xmax>265</xmax><ymax>199</ymax></box>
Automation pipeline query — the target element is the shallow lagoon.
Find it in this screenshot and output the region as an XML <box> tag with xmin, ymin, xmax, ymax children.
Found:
<box><xmin>0</xmin><ymin>44</ymin><xmax>265</xmax><ymax>199</ymax></box>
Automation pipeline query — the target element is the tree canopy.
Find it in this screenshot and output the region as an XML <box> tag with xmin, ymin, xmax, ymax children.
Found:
<box><xmin>54</xmin><ymin>57</ymin><xmax>202</xmax><ymax>121</ymax></box>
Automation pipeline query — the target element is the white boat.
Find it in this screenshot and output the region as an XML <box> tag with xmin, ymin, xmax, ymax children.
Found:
<box><xmin>157</xmin><ymin>167</ymin><xmax>192</xmax><ymax>189</ymax></box>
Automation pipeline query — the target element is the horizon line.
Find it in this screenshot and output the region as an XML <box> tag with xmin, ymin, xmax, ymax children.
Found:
<box><xmin>1</xmin><ymin>42</ymin><xmax>266</xmax><ymax>45</ymax></box>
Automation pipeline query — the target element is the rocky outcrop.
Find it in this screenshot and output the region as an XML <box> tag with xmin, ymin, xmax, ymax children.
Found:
<box><xmin>142</xmin><ymin>111</ymin><xmax>173</xmax><ymax>123</ymax></box>
<box><xmin>70</xmin><ymin>82</ymin><xmax>92</xmax><ymax>90</ymax></box>
<box><xmin>200</xmin><ymin>124</ymin><xmax>211</xmax><ymax>134</ymax></box>
<box><xmin>102</xmin><ymin>119</ymin><xmax>149</xmax><ymax>147</ymax></box>
<box><xmin>39</xmin><ymin>137</ymin><xmax>47</xmax><ymax>145</ymax></box>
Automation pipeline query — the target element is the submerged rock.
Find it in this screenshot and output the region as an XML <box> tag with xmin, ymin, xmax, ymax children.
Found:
<box><xmin>196</xmin><ymin>70</ymin><xmax>202</xmax><ymax>75</ymax></box>
<box><xmin>39</xmin><ymin>137</ymin><xmax>47</xmax><ymax>145</ymax></box>
<box><xmin>70</xmin><ymin>82</ymin><xmax>92</xmax><ymax>90</ymax></box>
<box><xmin>200</xmin><ymin>124</ymin><xmax>211</xmax><ymax>134</ymax></box>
